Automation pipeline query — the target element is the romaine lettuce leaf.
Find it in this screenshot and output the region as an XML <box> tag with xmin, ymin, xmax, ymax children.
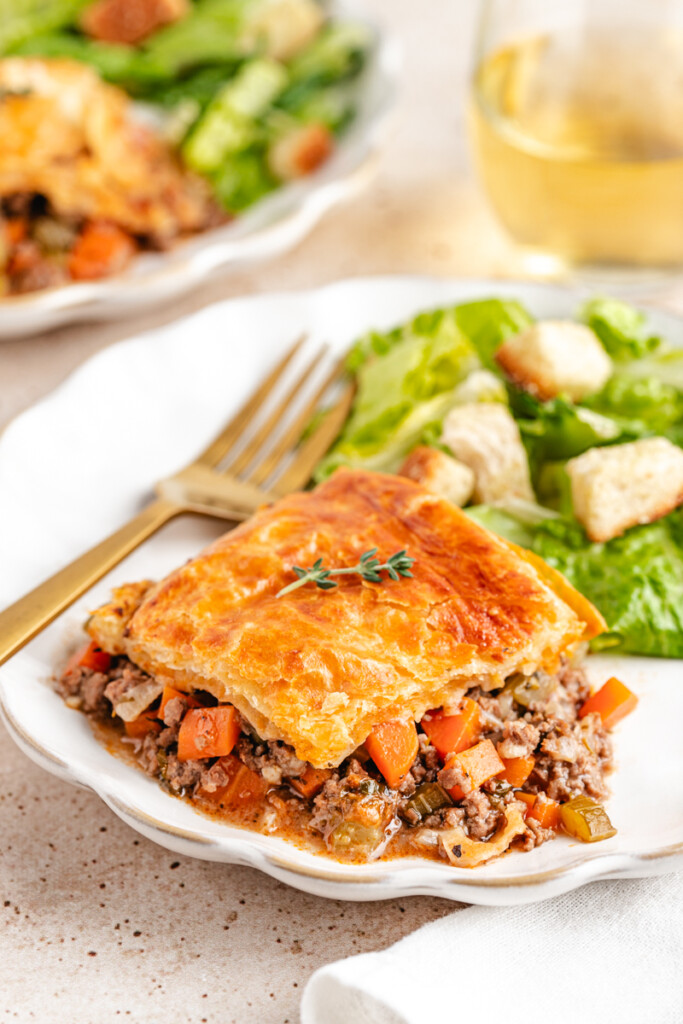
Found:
<box><xmin>533</xmin><ymin>513</ymin><xmax>683</xmax><ymax>658</ymax></box>
<box><xmin>451</xmin><ymin>298</ymin><xmax>534</xmax><ymax>371</ymax></box>
<box><xmin>316</xmin><ymin>388</ymin><xmax>473</xmax><ymax>478</ymax></box>
<box><xmin>583</xmin><ymin>373</ymin><xmax>683</xmax><ymax>447</ymax></box>
<box><xmin>580</xmin><ymin>297</ymin><xmax>664</xmax><ymax>361</ymax></box>
<box><xmin>581</xmin><ymin>296</ymin><xmax>663</xmax><ymax>360</ymax></box>
<box><xmin>618</xmin><ymin>349</ymin><xmax>683</xmax><ymax>392</ymax></box>
<box><xmin>346</xmin><ymin>299</ymin><xmax>533</xmax><ymax>373</ymax></box>
<box><xmin>319</xmin><ymin>299</ymin><xmax>533</xmax><ymax>480</ymax></box>
<box><xmin>316</xmin><ymin>313</ymin><xmax>482</xmax><ymax>479</ymax></box>
<box><xmin>512</xmin><ymin>392</ymin><xmax>621</xmax><ymax>471</ymax></box>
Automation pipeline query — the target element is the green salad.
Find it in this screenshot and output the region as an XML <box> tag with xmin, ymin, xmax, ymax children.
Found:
<box><xmin>1</xmin><ymin>0</ymin><xmax>372</xmax><ymax>212</ymax></box>
<box><xmin>316</xmin><ymin>296</ymin><xmax>683</xmax><ymax>659</ymax></box>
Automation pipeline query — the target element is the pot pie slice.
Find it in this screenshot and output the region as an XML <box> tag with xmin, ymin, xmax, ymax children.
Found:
<box><xmin>86</xmin><ymin>468</ymin><xmax>604</xmax><ymax>768</ymax></box>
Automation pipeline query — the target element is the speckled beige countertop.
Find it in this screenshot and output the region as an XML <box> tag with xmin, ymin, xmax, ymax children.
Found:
<box><xmin>0</xmin><ymin>4</ymin><xmax>532</xmax><ymax>1021</ymax></box>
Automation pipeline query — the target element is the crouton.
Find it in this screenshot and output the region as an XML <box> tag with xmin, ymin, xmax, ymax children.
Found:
<box><xmin>268</xmin><ymin>123</ymin><xmax>333</xmax><ymax>181</ymax></box>
<box><xmin>567</xmin><ymin>437</ymin><xmax>683</xmax><ymax>542</ymax></box>
<box><xmin>441</xmin><ymin>403</ymin><xmax>534</xmax><ymax>504</ymax></box>
<box><xmin>495</xmin><ymin>321</ymin><xmax>613</xmax><ymax>401</ymax></box>
<box><xmin>81</xmin><ymin>0</ymin><xmax>188</xmax><ymax>44</ymax></box>
<box><xmin>243</xmin><ymin>0</ymin><xmax>325</xmax><ymax>61</ymax></box>
<box><xmin>399</xmin><ymin>446</ymin><xmax>475</xmax><ymax>507</ymax></box>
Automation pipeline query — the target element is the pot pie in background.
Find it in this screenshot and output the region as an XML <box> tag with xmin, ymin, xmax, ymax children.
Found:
<box><xmin>58</xmin><ymin>469</ymin><xmax>633</xmax><ymax>867</ymax></box>
<box><xmin>0</xmin><ymin>57</ymin><xmax>217</xmax><ymax>292</ymax></box>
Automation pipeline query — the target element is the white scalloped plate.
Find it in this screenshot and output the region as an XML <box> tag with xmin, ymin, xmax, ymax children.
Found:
<box><xmin>0</xmin><ymin>5</ymin><xmax>399</xmax><ymax>340</ymax></box>
<box><xmin>1</xmin><ymin>276</ymin><xmax>682</xmax><ymax>904</ymax></box>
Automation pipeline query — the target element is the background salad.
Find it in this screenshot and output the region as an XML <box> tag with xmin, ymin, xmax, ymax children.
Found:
<box><xmin>1</xmin><ymin>0</ymin><xmax>372</xmax><ymax>213</ymax></box>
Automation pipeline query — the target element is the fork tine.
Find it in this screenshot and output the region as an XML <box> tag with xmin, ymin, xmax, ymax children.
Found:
<box><xmin>247</xmin><ymin>356</ymin><xmax>346</xmax><ymax>488</ymax></box>
<box><xmin>194</xmin><ymin>334</ymin><xmax>306</xmax><ymax>470</ymax></box>
<box><xmin>271</xmin><ymin>378</ymin><xmax>355</xmax><ymax>496</ymax></box>
<box><xmin>224</xmin><ymin>345</ymin><xmax>328</xmax><ymax>478</ymax></box>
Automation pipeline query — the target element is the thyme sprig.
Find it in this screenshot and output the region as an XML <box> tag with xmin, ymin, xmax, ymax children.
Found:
<box><xmin>276</xmin><ymin>548</ymin><xmax>415</xmax><ymax>598</ymax></box>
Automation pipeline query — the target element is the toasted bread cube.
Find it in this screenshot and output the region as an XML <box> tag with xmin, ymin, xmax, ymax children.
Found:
<box><xmin>567</xmin><ymin>437</ymin><xmax>683</xmax><ymax>542</ymax></box>
<box><xmin>81</xmin><ymin>0</ymin><xmax>188</xmax><ymax>44</ymax></box>
<box><xmin>243</xmin><ymin>0</ymin><xmax>325</xmax><ymax>61</ymax></box>
<box><xmin>269</xmin><ymin>123</ymin><xmax>333</xmax><ymax>181</ymax></box>
<box><xmin>441</xmin><ymin>403</ymin><xmax>534</xmax><ymax>504</ymax></box>
<box><xmin>495</xmin><ymin>321</ymin><xmax>613</xmax><ymax>401</ymax></box>
<box><xmin>399</xmin><ymin>446</ymin><xmax>475</xmax><ymax>507</ymax></box>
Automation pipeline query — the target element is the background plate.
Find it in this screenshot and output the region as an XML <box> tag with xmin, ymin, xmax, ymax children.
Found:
<box><xmin>1</xmin><ymin>275</ymin><xmax>682</xmax><ymax>904</ymax></box>
<box><xmin>0</xmin><ymin>4</ymin><xmax>400</xmax><ymax>339</ymax></box>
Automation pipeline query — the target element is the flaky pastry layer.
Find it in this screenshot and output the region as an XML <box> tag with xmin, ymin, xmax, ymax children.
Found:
<box><xmin>88</xmin><ymin>469</ymin><xmax>598</xmax><ymax>766</ymax></box>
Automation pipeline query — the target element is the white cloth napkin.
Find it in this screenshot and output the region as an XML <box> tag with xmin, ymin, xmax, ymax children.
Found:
<box><xmin>302</xmin><ymin>875</ymin><xmax>683</xmax><ymax>1024</ymax></box>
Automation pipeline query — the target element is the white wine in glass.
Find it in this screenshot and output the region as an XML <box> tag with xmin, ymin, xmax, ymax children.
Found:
<box><xmin>469</xmin><ymin>0</ymin><xmax>683</xmax><ymax>279</ymax></box>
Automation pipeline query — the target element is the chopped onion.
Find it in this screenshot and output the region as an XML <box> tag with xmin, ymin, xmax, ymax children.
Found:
<box><xmin>438</xmin><ymin>805</ymin><xmax>527</xmax><ymax>867</ymax></box>
<box><xmin>112</xmin><ymin>681</ymin><xmax>164</xmax><ymax>722</ymax></box>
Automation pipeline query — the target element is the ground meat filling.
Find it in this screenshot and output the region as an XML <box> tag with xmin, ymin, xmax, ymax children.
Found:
<box><xmin>56</xmin><ymin>654</ymin><xmax>613</xmax><ymax>859</ymax></box>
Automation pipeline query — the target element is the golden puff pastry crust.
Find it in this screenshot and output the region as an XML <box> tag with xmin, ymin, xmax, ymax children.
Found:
<box><xmin>87</xmin><ymin>468</ymin><xmax>600</xmax><ymax>767</ymax></box>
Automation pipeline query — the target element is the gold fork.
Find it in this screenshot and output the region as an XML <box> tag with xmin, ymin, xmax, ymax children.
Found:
<box><xmin>0</xmin><ymin>336</ymin><xmax>354</xmax><ymax>668</ymax></box>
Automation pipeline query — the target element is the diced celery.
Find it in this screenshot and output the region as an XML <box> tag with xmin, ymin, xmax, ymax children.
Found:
<box><xmin>183</xmin><ymin>58</ymin><xmax>288</xmax><ymax>172</ymax></box>
<box><xmin>222</xmin><ymin>58</ymin><xmax>288</xmax><ymax>119</ymax></box>
<box><xmin>560</xmin><ymin>795</ymin><xmax>617</xmax><ymax>843</ymax></box>
<box><xmin>328</xmin><ymin>821</ymin><xmax>383</xmax><ymax>853</ymax></box>
<box><xmin>405</xmin><ymin>782</ymin><xmax>452</xmax><ymax>822</ymax></box>
<box><xmin>184</xmin><ymin>109</ymin><xmax>254</xmax><ymax>171</ymax></box>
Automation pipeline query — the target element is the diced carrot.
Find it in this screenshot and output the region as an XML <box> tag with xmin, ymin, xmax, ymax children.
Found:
<box><xmin>445</xmin><ymin>738</ymin><xmax>504</xmax><ymax>801</ymax></box>
<box><xmin>290</xmin><ymin>766</ymin><xmax>333</xmax><ymax>799</ymax></box>
<box><xmin>199</xmin><ymin>755</ymin><xmax>269</xmax><ymax>806</ymax></box>
<box><xmin>579</xmin><ymin>677</ymin><xmax>638</xmax><ymax>730</ymax></box>
<box><xmin>365</xmin><ymin>718</ymin><xmax>419</xmax><ymax>789</ymax></box>
<box><xmin>77</xmin><ymin>640</ymin><xmax>111</xmax><ymax>674</ymax></box>
<box><xmin>528</xmin><ymin>796</ymin><xmax>562</xmax><ymax>830</ymax></box>
<box><xmin>177</xmin><ymin>705</ymin><xmax>240</xmax><ymax>762</ymax></box>
<box><xmin>68</xmin><ymin>221</ymin><xmax>136</xmax><ymax>281</ymax></box>
<box><xmin>5</xmin><ymin>217</ymin><xmax>28</xmax><ymax>246</ymax></box>
<box><xmin>81</xmin><ymin>0</ymin><xmax>188</xmax><ymax>45</ymax></box>
<box><xmin>420</xmin><ymin>698</ymin><xmax>481</xmax><ymax>760</ymax></box>
<box><xmin>291</xmin><ymin>123</ymin><xmax>333</xmax><ymax>175</ymax></box>
<box><xmin>500</xmin><ymin>756</ymin><xmax>535</xmax><ymax>789</ymax></box>
<box><xmin>63</xmin><ymin>643</ymin><xmax>91</xmax><ymax>676</ymax></box>
<box><xmin>158</xmin><ymin>684</ymin><xmax>201</xmax><ymax>720</ymax></box>
<box><xmin>124</xmin><ymin>708</ymin><xmax>162</xmax><ymax>739</ymax></box>
<box><xmin>224</xmin><ymin>762</ymin><xmax>269</xmax><ymax>806</ymax></box>
<box><xmin>516</xmin><ymin>792</ymin><xmax>536</xmax><ymax>809</ymax></box>
<box><xmin>7</xmin><ymin>239</ymin><xmax>44</xmax><ymax>282</ymax></box>
<box><xmin>269</xmin><ymin>123</ymin><xmax>333</xmax><ymax>180</ymax></box>
<box><xmin>515</xmin><ymin>791</ymin><xmax>561</xmax><ymax>828</ymax></box>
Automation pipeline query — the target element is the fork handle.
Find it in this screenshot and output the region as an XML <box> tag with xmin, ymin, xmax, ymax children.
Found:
<box><xmin>0</xmin><ymin>497</ymin><xmax>179</xmax><ymax>669</ymax></box>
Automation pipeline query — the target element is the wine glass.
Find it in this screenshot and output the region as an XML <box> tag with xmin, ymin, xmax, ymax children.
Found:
<box><xmin>469</xmin><ymin>0</ymin><xmax>683</xmax><ymax>286</ymax></box>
